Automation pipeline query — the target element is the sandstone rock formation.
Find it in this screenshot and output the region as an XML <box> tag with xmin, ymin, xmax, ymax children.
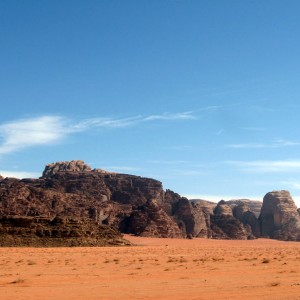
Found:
<box><xmin>1</xmin><ymin>160</ymin><xmax>299</xmax><ymax>243</ymax></box>
<box><xmin>125</xmin><ymin>199</ymin><xmax>182</xmax><ymax>238</ymax></box>
<box><xmin>226</xmin><ymin>199</ymin><xmax>262</xmax><ymax>218</ymax></box>
<box><xmin>213</xmin><ymin>200</ymin><xmax>233</xmax><ymax>216</ymax></box>
<box><xmin>210</xmin><ymin>200</ymin><xmax>254</xmax><ymax>240</ymax></box>
<box><xmin>190</xmin><ymin>199</ymin><xmax>217</xmax><ymax>214</ymax></box>
<box><xmin>233</xmin><ymin>203</ymin><xmax>261</xmax><ymax>237</ymax></box>
<box><xmin>42</xmin><ymin>160</ymin><xmax>92</xmax><ymax>178</ymax></box>
<box><xmin>0</xmin><ymin>161</ymin><xmax>181</xmax><ymax>242</ymax></box>
<box><xmin>0</xmin><ymin>216</ymin><xmax>130</xmax><ymax>247</ymax></box>
<box><xmin>259</xmin><ymin>190</ymin><xmax>300</xmax><ymax>241</ymax></box>
<box><xmin>172</xmin><ymin>198</ymin><xmax>212</xmax><ymax>238</ymax></box>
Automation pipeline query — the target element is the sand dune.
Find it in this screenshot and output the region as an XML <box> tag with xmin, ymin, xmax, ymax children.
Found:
<box><xmin>1</xmin><ymin>235</ymin><xmax>300</xmax><ymax>300</ymax></box>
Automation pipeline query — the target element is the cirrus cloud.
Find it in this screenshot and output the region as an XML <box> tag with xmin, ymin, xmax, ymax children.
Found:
<box><xmin>0</xmin><ymin>111</ymin><xmax>196</xmax><ymax>156</ymax></box>
<box><xmin>226</xmin><ymin>159</ymin><xmax>300</xmax><ymax>173</ymax></box>
<box><xmin>0</xmin><ymin>116</ymin><xmax>69</xmax><ymax>155</ymax></box>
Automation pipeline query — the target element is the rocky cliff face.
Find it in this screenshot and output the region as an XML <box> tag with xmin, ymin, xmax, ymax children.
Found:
<box><xmin>233</xmin><ymin>203</ymin><xmax>261</xmax><ymax>237</ymax></box>
<box><xmin>210</xmin><ymin>201</ymin><xmax>254</xmax><ymax>240</ymax></box>
<box><xmin>0</xmin><ymin>161</ymin><xmax>299</xmax><ymax>243</ymax></box>
<box><xmin>226</xmin><ymin>199</ymin><xmax>262</xmax><ymax>218</ymax></box>
<box><xmin>259</xmin><ymin>191</ymin><xmax>300</xmax><ymax>241</ymax></box>
<box><xmin>172</xmin><ymin>198</ymin><xmax>212</xmax><ymax>238</ymax></box>
<box><xmin>0</xmin><ymin>161</ymin><xmax>181</xmax><ymax>241</ymax></box>
<box><xmin>0</xmin><ymin>216</ymin><xmax>130</xmax><ymax>247</ymax></box>
<box><xmin>189</xmin><ymin>199</ymin><xmax>216</xmax><ymax>214</ymax></box>
<box><xmin>125</xmin><ymin>199</ymin><xmax>182</xmax><ymax>238</ymax></box>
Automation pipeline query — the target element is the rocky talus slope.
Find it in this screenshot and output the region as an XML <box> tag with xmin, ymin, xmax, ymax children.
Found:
<box><xmin>0</xmin><ymin>161</ymin><xmax>299</xmax><ymax>244</ymax></box>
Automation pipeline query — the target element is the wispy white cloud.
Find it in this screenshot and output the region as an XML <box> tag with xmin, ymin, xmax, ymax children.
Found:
<box><xmin>0</xmin><ymin>112</ymin><xmax>195</xmax><ymax>156</ymax></box>
<box><xmin>71</xmin><ymin>116</ymin><xmax>143</xmax><ymax>130</ymax></box>
<box><xmin>195</xmin><ymin>103</ymin><xmax>240</xmax><ymax>112</ymax></box>
<box><xmin>0</xmin><ymin>170</ymin><xmax>40</xmax><ymax>179</ymax></box>
<box><xmin>226</xmin><ymin>159</ymin><xmax>300</xmax><ymax>173</ymax></box>
<box><xmin>143</xmin><ymin>111</ymin><xmax>195</xmax><ymax>121</ymax></box>
<box><xmin>0</xmin><ymin>116</ymin><xmax>69</xmax><ymax>155</ymax></box>
<box><xmin>226</xmin><ymin>139</ymin><xmax>300</xmax><ymax>149</ymax></box>
<box><xmin>73</xmin><ymin>111</ymin><xmax>196</xmax><ymax>130</ymax></box>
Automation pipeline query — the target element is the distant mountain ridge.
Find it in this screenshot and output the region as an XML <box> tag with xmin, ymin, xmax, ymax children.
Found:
<box><xmin>0</xmin><ymin>160</ymin><xmax>299</xmax><ymax>245</ymax></box>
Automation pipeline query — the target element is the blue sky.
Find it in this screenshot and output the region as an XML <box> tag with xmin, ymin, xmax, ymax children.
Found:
<box><xmin>1</xmin><ymin>0</ymin><xmax>300</xmax><ymax>206</ymax></box>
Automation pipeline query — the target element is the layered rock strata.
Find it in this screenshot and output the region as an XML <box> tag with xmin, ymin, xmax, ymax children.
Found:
<box><xmin>0</xmin><ymin>161</ymin><xmax>299</xmax><ymax>242</ymax></box>
<box><xmin>0</xmin><ymin>216</ymin><xmax>130</xmax><ymax>247</ymax></box>
<box><xmin>259</xmin><ymin>190</ymin><xmax>300</xmax><ymax>241</ymax></box>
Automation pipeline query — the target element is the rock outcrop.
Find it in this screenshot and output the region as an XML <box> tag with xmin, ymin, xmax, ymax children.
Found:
<box><xmin>0</xmin><ymin>216</ymin><xmax>130</xmax><ymax>247</ymax></box>
<box><xmin>1</xmin><ymin>161</ymin><xmax>299</xmax><ymax>243</ymax></box>
<box><xmin>172</xmin><ymin>198</ymin><xmax>212</xmax><ymax>238</ymax></box>
<box><xmin>259</xmin><ymin>191</ymin><xmax>300</xmax><ymax>241</ymax></box>
<box><xmin>42</xmin><ymin>160</ymin><xmax>92</xmax><ymax>178</ymax></box>
<box><xmin>232</xmin><ymin>203</ymin><xmax>261</xmax><ymax>237</ymax></box>
<box><xmin>210</xmin><ymin>200</ymin><xmax>254</xmax><ymax>240</ymax></box>
<box><xmin>0</xmin><ymin>161</ymin><xmax>180</xmax><ymax>243</ymax></box>
<box><xmin>226</xmin><ymin>199</ymin><xmax>262</xmax><ymax>218</ymax></box>
<box><xmin>125</xmin><ymin>199</ymin><xmax>182</xmax><ymax>238</ymax></box>
<box><xmin>213</xmin><ymin>200</ymin><xmax>233</xmax><ymax>216</ymax></box>
<box><xmin>189</xmin><ymin>199</ymin><xmax>217</xmax><ymax>214</ymax></box>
